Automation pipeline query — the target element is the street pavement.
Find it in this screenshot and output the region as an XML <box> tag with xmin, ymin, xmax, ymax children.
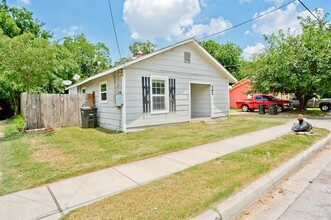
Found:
<box><xmin>191</xmin><ymin>118</ymin><xmax>331</xmax><ymax>220</ymax></box>
<box><xmin>242</xmin><ymin>142</ymin><xmax>331</xmax><ymax>220</ymax></box>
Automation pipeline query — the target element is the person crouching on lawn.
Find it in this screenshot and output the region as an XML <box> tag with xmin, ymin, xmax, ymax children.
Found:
<box><xmin>292</xmin><ymin>114</ymin><xmax>313</xmax><ymax>132</ymax></box>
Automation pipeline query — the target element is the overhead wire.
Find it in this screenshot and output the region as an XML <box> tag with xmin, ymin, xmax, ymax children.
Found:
<box><xmin>298</xmin><ymin>0</ymin><xmax>327</xmax><ymax>28</ymax></box>
<box><xmin>107</xmin><ymin>0</ymin><xmax>122</xmax><ymax>59</ymax></box>
<box><xmin>198</xmin><ymin>0</ymin><xmax>297</xmax><ymax>40</ymax></box>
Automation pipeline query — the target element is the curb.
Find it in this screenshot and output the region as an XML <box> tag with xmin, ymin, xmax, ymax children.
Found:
<box><xmin>192</xmin><ymin>133</ymin><xmax>331</xmax><ymax>220</ymax></box>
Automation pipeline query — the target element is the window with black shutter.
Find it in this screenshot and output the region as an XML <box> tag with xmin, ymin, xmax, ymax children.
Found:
<box><xmin>142</xmin><ymin>76</ymin><xmax>151</xmax><ymax>113</ymax></box>
<box><xmin>169</xmin><ymin>78</ymin><xmax>176</xmax><ymax>112</ymax></box>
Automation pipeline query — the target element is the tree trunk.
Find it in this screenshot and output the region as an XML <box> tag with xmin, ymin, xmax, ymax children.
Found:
<box><xmin>298</xmin><ymin>95</ymin><xmax>309</xmax><ymax>111</ymax></box>
<box><xmin>13</xmin><ymin>95</ymin><xmax>20</xmax><ymax>116</ymax></box>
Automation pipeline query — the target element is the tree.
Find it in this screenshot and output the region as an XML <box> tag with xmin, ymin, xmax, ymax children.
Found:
<box><xmin>200</xmin><ymin>40</ymin><xmax>243</xmax><ymax>80</ymax></box>
<box><xmin>44</xmin><ymin>44</ymin><xmax>79</xmax><ymax>94</ymax></box>
<box><xmin>62</xmin><ymin>34</ymin><xmax>111</xmax><ymax>78</ymax></box>
<box><xmin>0</xmin><ymin>32</ymin><xmax>66</xmax><ymax>114</ymax></box>
<box><xmin>129</xmin><ymin>40</ymin><xmax>156</xmax><ymax>55</ymax></box>
<box><xmin>0</xmin><ymin>0</ymin><xmax>51</xmax><ymax>38</ymax></box>
<box><xmin>251</xmin><ymin>12</ymin><xmax>331</xmax><ymax>110</ymax></box>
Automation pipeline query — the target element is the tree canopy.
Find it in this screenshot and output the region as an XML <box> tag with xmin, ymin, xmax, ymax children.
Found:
<box><xmin>200</xmin><ymin>40</ymin><xmax>243</xmax><ymax>80</ymax></box>
<box><xmin>128</xmin><ymin>40</ymin><xmax>156</xmax><ymax>55</ymax></box>
<box><xmin>0</xmin><ymin>0</ymin><xmax>51</xmax><ymax>38</ymax></box>
<box><xmin>250</xmin><ymin>12</ymin><xmax>331</xmax><ymax>110</ymax></box>
<box><xmin>0</xmin><ymin>3</ymin><xmax>114</xmax><ymax>115</ymax></box>
<box><xmin>113</xmin><ymin>40</ymin><xmax>157</xmax><ymax>66</ymax></box>
<box><xmin>62</xmin><ymin>34</ymin><xmax>112</xmax><ymax>78</ymax></box>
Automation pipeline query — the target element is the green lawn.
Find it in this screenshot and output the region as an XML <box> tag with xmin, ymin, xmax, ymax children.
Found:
<box><xmin>64</xmin><ymin>128</ymin><xmax>329</xmax><ymax>220</ymax></box>
<box><xmin>0</xmin><ymin>115</ymin><xmax>288</xmax><ymax>195</ymax></box>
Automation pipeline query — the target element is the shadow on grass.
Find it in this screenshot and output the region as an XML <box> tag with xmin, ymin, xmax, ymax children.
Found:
<box><xmin>95</xmin><ymin>127</ymin><xmax>121</xmax><ymax>135</ymax></box>
<box><xmin>1</xmin><ymin>130</ymin><xmax>56</xmax><ymax>142</ymax></box>
<box><xmin>288</xmin><ymin>109</ymin><xmax>329</xmax><ymax>117</ymax></box>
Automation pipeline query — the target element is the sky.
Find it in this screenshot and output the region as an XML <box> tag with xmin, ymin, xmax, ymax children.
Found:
<box><xmin>6</xmin><ymin>0</ymin><xmax>331</xmax><ymax>63</ymax></box>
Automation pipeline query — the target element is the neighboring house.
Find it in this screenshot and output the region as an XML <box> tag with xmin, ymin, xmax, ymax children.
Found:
<box><xmin>229</xmin><ymin>78</ymin><xmax>251</xmax><ymax>108</ymax></box>
<box><xmin>229</xmin><ymin>78</ymin><xmax>291</xmax><ymax>108</ymax></box>
<box><xmin>67</xmin><ymin>38</ymin><xmax>237</xmax><ymax>132</ymax></box>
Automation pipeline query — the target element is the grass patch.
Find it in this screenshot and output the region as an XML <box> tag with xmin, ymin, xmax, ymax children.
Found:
<box><xmin>0</xmin><ymin>115</ymin><xmax>287</xmax><ymax>195</ymax></box>
<box><xmin>231</xmin><ymin>107</ymin><xmax>329</xmax><ymax>118</ymax></box>
<box><xmin>287</xmin><ymin>108</ymin><xmax>329</xmax><ymax>117</ymax></box>
<box><xmin>64</xmin><ymin>128</ymin><xmax>329</xmax><ymax>220</ymax></box>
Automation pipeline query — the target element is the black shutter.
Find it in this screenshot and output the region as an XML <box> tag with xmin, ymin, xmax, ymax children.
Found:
<box><xmin>142</xmin><ymin>77</ymin><xmax>151</xmax><ymax>113</ymax></box>
<box><xmin>169</xmin><ymin>78</ymin><xmax>176</xmax><ymax>112</ymax></box>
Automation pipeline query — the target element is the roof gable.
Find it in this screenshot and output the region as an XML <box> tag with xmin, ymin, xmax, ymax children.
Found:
<box><xmin>67</xmin><ymin>38</ymin><xmax>237</xmax><ymax>89</ymax></box>
<box><xmin>230</xmin><ymin>78</ymin><xmax>251</xmax><ymax>91</ymax></box>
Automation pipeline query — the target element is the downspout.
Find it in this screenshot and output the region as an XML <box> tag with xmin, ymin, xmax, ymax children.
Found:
<box><xmin>121</xmin><ymin>69</ymin><xmax>127</xmax><ymax>132</ymax></box>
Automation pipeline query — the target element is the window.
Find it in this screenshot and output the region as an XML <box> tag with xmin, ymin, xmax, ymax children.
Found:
<box><xmin>151</xmin><ymin>77</ymin><xmax>168</xmax><ymax>113</ymax></box>
<box><xmin>142</xmin><ymin>77</ymin><xmax>176</xmax><ymax>113</ymax></box>
<box><xmin>99</xmin><ymin>81</ymin><xmax>107</xmax><ymax>103</ymax></box>
<box><xmin>263</xmin><ymin>96</ymin><xmax>272</xmax><ymax>101</ymax></box>
<box><xmin>152</xmin><ymin>80</ymin><xmax>165</xmax><ymax>110</ymax></box>
<box><xmin>255</xmin><ymin>96</ymin><xmax>261</xmax><ymax>101</ymax></box>
<box><xmin>184</xmin><ymin>52</ymin><xmax>191</xmax><ymax>63</ymax></box>
<box><xmin>81</xmin><ymin>87</ymin><xmax>86</xmax><ymax>94</ymax></box>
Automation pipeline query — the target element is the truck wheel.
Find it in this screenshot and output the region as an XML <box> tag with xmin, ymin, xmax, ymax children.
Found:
<box><xmin>276</xmin><ymin>105</ymin><xmax>283</xmax><ymax>113</ymax></box>
<box><xmin>241</xmin><ymin>105</ymin><xmax>249</xmax><ymax>112</ymax></box>
<box><xmin>320</xmin><ymin>104</ymin><xmax>330</xmax><ymax>112</ymax></box>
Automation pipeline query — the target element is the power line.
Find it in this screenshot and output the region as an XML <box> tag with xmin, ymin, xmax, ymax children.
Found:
<box><xmin>107</xmin><ymin>0</ymin><xmax>122</xmax><ymax>59</ymax></box>
<box><xmin>298</xmin><ymin>0</ymin><xmax>326</xmax><ymax>28</ymax></box>
<box><xmin>198</xmin><ymin>0</ymin><xmax>297</xmax><ymax>40</ymax></box>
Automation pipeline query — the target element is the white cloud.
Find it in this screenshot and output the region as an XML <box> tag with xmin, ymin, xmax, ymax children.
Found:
<box><xmin>18</xmin><ymin>0</ymin><xmax>31</xmax><ymax>5</ymax></box>
<box><xmin>244</xmin><ymin>30</ymin><xmax>250</xmax><ymax>35</ymax></box>
<box><xmin>200</xmin><ymin>0</ymin><xmax>207</xmax><ymax>7</ymax></box>
<box><xmin>123</xmin><ymin>0</ymin><xmax>201</xmax><ymax>40</ymax></box>
<box><xmin>242</xmin><ymin>42</ymin><xmax>265</xmax><ymax>61</ymax></box>
<box><xmin>185</xmin><ymin>16</ymin><xmax>232</xmax><ymax>38</ymax></box>
<box><xmin>62</xmin><ymin>25</ymin><xmax>83</xmax><ymax>36</ymax></box>
<box><xmin>53</xmin><ymin>25</ymin><xmax>83</xmax><ymax>38</ymax></box>
<box><xmin>251</xmin><ymin>2</ymin><xmax>312</xmax><ymax>35</ymax></box>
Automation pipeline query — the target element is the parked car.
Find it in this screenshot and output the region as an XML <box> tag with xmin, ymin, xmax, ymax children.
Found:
<box><xmin>236</xmin><ymin>95</ymin><xmax>292</xmax><ymax>112</ymax></box>
<box><xmin>291</xmin><ymin>97</ymin><xmax>331</xmax><ymax>112</ymax></box>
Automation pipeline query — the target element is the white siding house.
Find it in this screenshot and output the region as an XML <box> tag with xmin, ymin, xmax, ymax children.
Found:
<box><xmin>67</xmin><ymin>38</ymin><xmax>237</xmax><ymax>132</ymax></box>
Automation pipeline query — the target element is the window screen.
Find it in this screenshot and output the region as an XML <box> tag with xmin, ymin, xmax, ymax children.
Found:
<box><xmin>184</xmin><ymin>52</ymin><xmax>191</xmax><ymax>63</ymax></box>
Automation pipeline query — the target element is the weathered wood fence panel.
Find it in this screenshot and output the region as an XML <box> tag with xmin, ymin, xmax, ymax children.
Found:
<box><xmin>21</xmin><ymin>93</ymin><xmax>88</xmax><ymax>129</ymax></box>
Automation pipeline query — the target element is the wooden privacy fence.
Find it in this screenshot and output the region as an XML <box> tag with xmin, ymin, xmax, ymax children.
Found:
<box><xmin>21</xmin><ymin>93</ymin><xmax>88</xmax><ymax>129</ymax></box>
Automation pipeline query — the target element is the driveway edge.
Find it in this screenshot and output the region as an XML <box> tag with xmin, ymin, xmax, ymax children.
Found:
<box><xmin>191</xmin><ymin>133</ymin><xmax>331</xmax><ymax>220</ymax></box>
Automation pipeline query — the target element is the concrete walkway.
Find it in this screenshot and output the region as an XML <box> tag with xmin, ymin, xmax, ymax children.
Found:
<box><xmin>0</xmin><ymin>119</ymin><xmax>323</xmax><ymax>220</ymax></box>
<box><xmin>192</xmin><ymin>119</ymin><xmax>331</xmax><ymax>220</ymax></box>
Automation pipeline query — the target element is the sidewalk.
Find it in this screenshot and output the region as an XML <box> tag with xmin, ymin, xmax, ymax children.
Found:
<box><xmin>192</xmin><ymin>119</ymin><xmax>331</xmax><ymax>220</ymax></box>
<box><xmin>243</xmin><ymin>145</ymin><xmax>331</xmax><ymax>220</ymax></box>
<box><xmin>0</xmin><ymin>120</ymin><xmax>327</xmax><ymax>220</ymax></box>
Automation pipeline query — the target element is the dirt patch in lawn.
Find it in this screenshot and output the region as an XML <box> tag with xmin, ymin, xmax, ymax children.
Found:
<box><xmin>27</xmin><ymin>136</ymin><xmax>74</xmax><ymax>165</ymax></box>
<box><xmin>32</xmin><ymin>148</ymin><xmax>70</xmax><ymax>164</ymax></box>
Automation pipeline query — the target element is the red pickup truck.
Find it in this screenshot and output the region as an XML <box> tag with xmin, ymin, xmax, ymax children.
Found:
<box><xmin>236</xmin><ymin>95</ymin><xmax>292</xmax><ymax>112</ymax></box>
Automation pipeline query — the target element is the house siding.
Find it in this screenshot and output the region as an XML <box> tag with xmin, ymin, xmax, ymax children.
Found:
<box><xmin>124</xmin><ymin>43</ymin><xmax>229</xmax><ymax>129</ymax></box>
<box><xmin>77</xmin><ymin>73</ymin><xmax>122</xmax><ymax>131</ymax></box>
<box><xmin>229</xmin><ymin>80</ymin><xmax>251</xmax><ymax>108</ymax></box>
